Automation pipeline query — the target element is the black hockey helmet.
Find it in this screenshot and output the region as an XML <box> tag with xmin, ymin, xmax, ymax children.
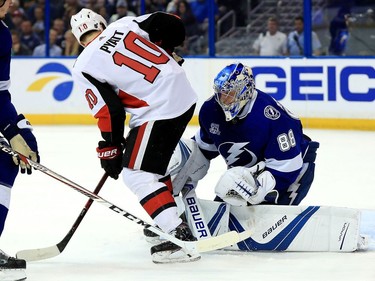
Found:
<box><xmin>137</xmin><ymin>12</ymin><xmax>186</xmax><ymax>53</ymax></box>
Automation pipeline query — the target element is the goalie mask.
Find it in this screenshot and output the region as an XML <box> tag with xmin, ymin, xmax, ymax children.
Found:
<box><xmin>70</xmin><ymin>8</ymin><xmax>107</xmax><ymax>46</ymax></box>
<box><xmin>213</xmin><ymin>62</ymin><xmax>255</xmax><ymax>121</ymax></box>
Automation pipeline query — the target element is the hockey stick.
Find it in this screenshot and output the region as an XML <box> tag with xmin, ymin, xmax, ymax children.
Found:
<box><xmin>0</xmin><ymin>143</ymin><xmax>252</xmax><ymax>255</ymax></box>
<box><xmin>16</xmin><ymin>172</ymin><xmax>109</xmax><ymax>261</ymax></box>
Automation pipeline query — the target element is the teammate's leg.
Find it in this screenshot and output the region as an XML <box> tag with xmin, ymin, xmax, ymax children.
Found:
<box><xmin>122</xmin><ymin>105</ymin><xmax>199</xmax><ymax>263</ymax></box>
<box><xmin>0</xmin><ymin>138</ymin><xmax>27</xmax><ymax>274</ymax></box>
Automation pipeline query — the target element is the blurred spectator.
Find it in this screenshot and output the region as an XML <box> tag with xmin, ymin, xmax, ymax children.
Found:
<box><xmin>8</xmin><ymin>0</ymin><xmax>26</xmax><ymax>18</ymax></box>
<box><xmin>83</xmin><ymin>0</ymin><xmax>104</xmax><ymax>11</ymax></box>
<box><xmin>26</xmin><ymin>0</ymin><xmax>62</xmax><ymax>23</ymax></box>
<box><xmin>11</xmin><ymin>30</ymin><xmax>32</xmax><ymax>56</ymax></box>
<box><xmin>62</xmin><ymin>30</ymin><xmax>81</xmax><ymax>56</ymax></box>
<box><xmin>189</xmin><ymin>0</ymin><xmax>219</xmax><ymax>39</ymax></box>
<box><xmin>144</xmin><ymin>0</ymin><xmax>167</xmax><ymax>14</ymax></box>
<box><xmin>166</xmin><ymin>0</ymin><xmax>179</xmax><ymax>13</ymax></box>
<box><xmin>9</xmin><ymin>10</ymin><xmax>25</xmax><ymax>34</ymax></box>
<box><xmin>63</xmin><ymin>0</ymin><xmax>84</xmax><ymax>28</ymax></box>
<box><xmin>109</xmin><ymin>0</ymin><xmax>136</xmax><ymax>24</ymax></box>
<box><xmin>78</xmin><ymin>0</ymin><xmax>90</xmax><ymax>6</ymax></box>
<box><xmin>329</xmin><ymin>6</ymin><xmax>351</xmax><ymax>56</ymax></box>
<box><xmin>52</xmin><ymin>18</ymin><xmax>66</xmax><ymax>50</ymax></box>
<box><xmin>151</xmin><ymin>0</ymin><xmax>168</xmax><ymax>12</ymax></box>
<box><xmin>50</xmin><ymin>0</ymin><xmax>65</xmax><ymax>20</ymax></box>
<box><xmin>32</xmin><ymin>6</ymin><xmax>44</xmax><ymax>39</ymax></box>
<box><xmin>25</xmin><ymin>0</ymin><xmax>44</xmax><ymax>23</ymax></box>
<box><xmin>105</xmin><ymin>0</ymin><xmax>117</xmax><ymax>16</ymax></box>
<box><xmin>23</xmin><ymin>0</ymin><xmax>36</xmax><ymax>13</ymax></box>
<box><xmin>127</xmin><ymin>0</ymin><xmax>139</xmax><ymax>15</ymax></box>
<box><xmin>287</xmin><ymin>16</ymin><xmax>322</xmax><ymax>56</ymax></box>
<box><xmin>32</xmin><ymin>29</ymin><xmax>62</xmax><ymax>56</ymax></box>
<box><xmin>216</xmin><ymin>0</ymin><xmax>245</xmax><ymax>26</ymax></box>
<box><xmin>20</xmin><ymin>19</ymin><xmax>42</xmax><ymax>52</ymax></box>
<box><xmin>175</xmin><ymin>0</ymin><xmax>199</xmax><ymax>37</ymax></box>
<box><xmin>252</xmin><ymin>16</ymin><xmax>287</xmax><ymax>56</ymax></box>
<box><xmin>96</xmin><ymin>6</ymin><xmax>109</xmax><ymax>23</ymax></box>
<box><xmin>190</xmin><ymin>0</ymin><xmax>219</xmax><ymax>24</ymax></box>
<box><xmin>174</xmin><ymin>0</ymin><xmax>200</xmax><ymax>54</ymax></box>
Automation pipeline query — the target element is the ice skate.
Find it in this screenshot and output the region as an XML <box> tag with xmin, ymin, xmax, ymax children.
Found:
<box><xmin>0</xmin><ymin>250</ymin><xmax>26</xmax><ymax>281</ymax></box>
<box><xmin>143</xmin><ymin>226</ymin><xmax>162</xmax><ymax>244</ymax></box>
<box><xmin>150</xmin><ymin>222</ymin><xmax>201</xmax><ymax>264</ymax></box>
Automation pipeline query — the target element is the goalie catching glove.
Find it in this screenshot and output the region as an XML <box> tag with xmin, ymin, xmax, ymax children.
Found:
<box><xmin>96</xmin><ymin>141</ymin><xmax>124</xmax><ymax>179</ymax></box>
<box><xmin>215</xmin><ymin>162</ymin><xmax>276</xmax><ymax>206</ymax></box>
<box><xmin>2</xmin><ymin>114</ymin><xmax>39</xmax><ymax>174</ymax></box>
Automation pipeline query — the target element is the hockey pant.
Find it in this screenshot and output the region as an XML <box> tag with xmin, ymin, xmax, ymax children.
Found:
<box><xmin>121</xmin><ymin>105</ymin><xmax>195</xmax><ymax>233</ymax></box>
<box><xmin>0</xmin><ymin>137</ymin><xmax>19</xmax><ymax>235</ymax></box>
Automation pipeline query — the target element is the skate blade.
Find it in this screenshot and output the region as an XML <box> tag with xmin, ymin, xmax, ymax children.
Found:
<box><xmin>0</xmin><ymin>268</ymin><xmax>26</xmax><ymax>281</ymax></box>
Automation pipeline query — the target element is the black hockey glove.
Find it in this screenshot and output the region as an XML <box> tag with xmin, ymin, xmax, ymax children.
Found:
<box><xmin>96</xmin><ymin>141</ymin><xmax>123</xmax><ymax>180</ymax></box>
<box><xmin>3</xmin><ymin>114</ymin><xmax>40</xmax><ymax>174</ymax></box>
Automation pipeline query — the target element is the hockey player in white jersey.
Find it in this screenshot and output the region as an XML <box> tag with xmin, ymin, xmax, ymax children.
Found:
<box><xmin>70</xmin><ymin>9</ymin><xmax>198</xmax><ymax>263</ymax></box>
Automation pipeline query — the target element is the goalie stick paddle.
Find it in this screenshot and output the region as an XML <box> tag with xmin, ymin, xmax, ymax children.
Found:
<box><xmin>0</xmin><ymin>143</ymin><xmax>252</xmax><ymax>255</ymax></box>
<box><xmin>16</xmin><ymin>172</ymin><xmax>109</xmax><ymax>261</ymax></box>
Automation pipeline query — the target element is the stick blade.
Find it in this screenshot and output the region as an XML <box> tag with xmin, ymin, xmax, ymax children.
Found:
<box><xmin>196</xmin><ymin>230</ymin><xmax>252</xmax><ymax>252</ymax></box>
<box><xmin>16</xmin><ymin>246</ymin><xmax>61</xmax><ymax>262</ymax></box>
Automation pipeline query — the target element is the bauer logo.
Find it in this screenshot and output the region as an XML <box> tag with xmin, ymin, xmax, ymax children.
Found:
<box><xmin>27</xmin><ymin>62</ymin><xmax>73</xmax><ymax>101</ymax></box>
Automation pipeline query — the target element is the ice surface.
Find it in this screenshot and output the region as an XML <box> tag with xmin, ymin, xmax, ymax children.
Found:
<box><xmin>1</xmin><ymin>126</ymin><xmax>374</xmax><ymax>281</ymax></box>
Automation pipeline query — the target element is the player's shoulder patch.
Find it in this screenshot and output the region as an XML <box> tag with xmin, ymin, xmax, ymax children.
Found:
<box><xmin>209</xmin><ymin>123</ymin><xmax>221</xmax><ymax>135</ymax></box>
<box><xmin>264</xmin><ymin>105</ymin><xmax>280</xmax><ymax>120</ymax></box>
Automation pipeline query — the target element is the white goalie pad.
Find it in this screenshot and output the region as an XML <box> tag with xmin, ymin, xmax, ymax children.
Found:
<box><xmin>181</xmin><ymin>186</ymin><xmax>212</xmax><ymax>239</ymax></box>
<box><xmin>194</xmin><ymin>199</ymin><xmax>363</xmax><ymax>252</ymax></box>
<box><xmin>167</xmin><ymin>138</ymin><xmax>210</xmax><ymax>195</ymax></box>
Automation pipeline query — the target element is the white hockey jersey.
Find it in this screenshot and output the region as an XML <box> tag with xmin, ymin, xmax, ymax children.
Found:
<box><xmin>72</xmin><ymin>14</ymin><xmax>197</xmax><ymax>136</ymax></box>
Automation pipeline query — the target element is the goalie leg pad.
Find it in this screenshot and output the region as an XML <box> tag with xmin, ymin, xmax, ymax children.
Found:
<box><xmin>167</xmin><ymin>138</ymin><xmax>210</xmax><ymax>195</ymax></box>
<box><xmin>181</xmin><ymin>184</ymin><xmax>212</xmax><ymax>239</ymax></box>
<box><xmin>193</xmin><ymin>200</ymin><xmax>364</xmax><ymax>252</ymax></box>
<box><xmin>218</xmin><ymin>204</ymin><xmax>362</xmax><ymax>252</ymax></box>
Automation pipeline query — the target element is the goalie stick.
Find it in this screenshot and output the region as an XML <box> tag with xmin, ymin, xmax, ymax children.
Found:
<box><xmin>0</xmin><ymin>143</ymin><xmax>252</xmax><ymax>256</ymax></box>
<box><xmin>16</xmin><ymin>173</ymin><xmax>109</xmax><ymax>261</ymax></box>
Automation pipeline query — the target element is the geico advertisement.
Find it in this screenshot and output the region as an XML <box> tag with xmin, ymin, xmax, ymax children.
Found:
<box><xmin>10</xmin><ymin>58</ymin><xmax>375</xmax><ymax>119</ymax></box>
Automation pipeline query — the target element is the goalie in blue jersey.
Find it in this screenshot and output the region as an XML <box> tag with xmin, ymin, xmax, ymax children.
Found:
<box><xmin>145</xmin><ymin>65</ymin><xmax>368</xmax><ymax>252</ymax></box>
<box><xmin>174</xmin><ymin>62</ymin><xmax>319</xmax><ymax>207</ymax></box>
<box><xmin>0</xmin><ymin>0</ymin><xmax>39</xmax><ymax>276</ymax></box>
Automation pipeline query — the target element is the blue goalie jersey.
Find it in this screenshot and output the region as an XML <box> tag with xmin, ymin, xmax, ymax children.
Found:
<box><xmin>195</xmin><ymin>89</ymin><xmax>311</xmax><ymax>194</ymax></box>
